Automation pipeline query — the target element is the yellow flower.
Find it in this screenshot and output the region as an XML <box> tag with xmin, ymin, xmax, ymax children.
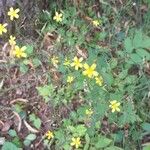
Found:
<box><xmin>83</xmin><ymin>63</ymin><xmax>98</xmax><ymax>78</ymax></box>
<box><xmin>12</xmin><ymin>45</ymin><xmax>27</xmax><ymax>58</ymax></box>
<box><xmin>95</xmin><ymin>76</ymin><xmax>103</xmax><ymax>86</ymax></box>
<box><xmin>109</xmin><ymin>100</ymin><xmax>121</xmax><ymax>113</ymax></box>
<box><xmin>70</xmin><ymin>137</ymin><xmax>81</xmax><ymax>149</ymax></box>
<box><xmin>53</xmin><ymin>12</ymin><xmax>63</xmax><ymax>22</ymax></box>
<box><xmin>71</xmin><ymin>56</ymin><xmax>83</xmax><ymax>70</ymax></box>
<box><xmin>8</xmin><ymin>7</ymin><xmax>20</xmax><ymax>21</ymax></box>
<box><xmin>67</xmin><ymin>76</ymin><xmax>74</xmax><ymax>83</ymax></box>
<box><xmin>45</xmin><ymin>131</ymin><xmax>54</xmax><ymax>140</ymax></box>
<box><xmin>92</xmin><ymin>20</ymin><xmax>100</xmax><ymax>27</ymax></box>
<box><xmin>63</xmin><ymin>58</ymin><xmax>70</xmax><ymax>66</ymax></box>
<box><xmin>9</xmin><ymin>35</ymin><xmax>16</xmax><ymax>46</ymax></box>
<box><xmin>86</xmin><ymin>108</ymin><xmax>93</xmax><ymax>116</ymax></box>
<box><xmin>0</xmin><ymin>23</ymin><xmax>7</xmax><ymax>35</ymax></box>
<box><xmin>51</xmin><ymin>56</ymin><xmax>59</xmax><ymax>66</ymax></box>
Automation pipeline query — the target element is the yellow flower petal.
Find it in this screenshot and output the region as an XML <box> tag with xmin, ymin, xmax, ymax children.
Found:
<box><xmin>8</xmin><ymin>7</ymin><xmax>20</xmax><ymax>21</ymax></box>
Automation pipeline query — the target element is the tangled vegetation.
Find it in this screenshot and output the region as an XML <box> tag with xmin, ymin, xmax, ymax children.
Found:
<box><xmin>0</xmin><ymin>0</ymin><xmax>150</xmax><ymax>150</ymax></box>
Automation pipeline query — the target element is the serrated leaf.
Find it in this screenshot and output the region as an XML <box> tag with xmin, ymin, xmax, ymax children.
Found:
<box><xmin>34</xmin><ymin>118</ymin><xmax>41</xmax><ymax>129</ymax></box>
<box><xmin>20</xmin><ymin>63</ymin><xmax>28</xmax><ymax>74</ymax></box>
<box><xmin>95</xmin><ymin>137</ymin><xmax>112</xmax><ymax>148</ymax></box>
<box><xmin>133</xmin><ymin>30</ymin><xmax>143</xmax><ymax>49</ymax></box>
<box><xmin>23</xmin><ymin>139</ymin><xmax>31</xmax><ymax>146</ymax></box>
<box><xmin>124</xmin><ymin>37</ymin><xmax>133</xmax><ymax>53</ymax></box>
<box><xmin>130</xmin><ymin>53</ymin><xmax>143</xmax><ymax>63</ymax></box>
<box><xmin>8</xmin><ymin>130</ymin><xmax>17</xmax><ymax>137</ymax></box>
<box><xmin>118</xmin><ymin>101</ymin><xmax>138</xmax><ymax>125</ymax></box>
<box><xmin>25</xmin><ymin>45</ymin><xmax>34</xmax><ymax>56</ymax></box>
<box><xmin>84</xmin><ymin>134</ymin><xmax>90</xmax><ymax>150</ymax></box>
<box><xmin>110</xmin><ymin>58</ymin><xmax>118</xmax><ymax>69</ymax></box>
<box><xmin>2</xmin><ymin>142</ymin><xmax>18</xmax><ymax>150</ymax></box>
<box><xmin>76</xmin><ymin>125</ymin><xmax>87</xmax><ymax>136</ymax></box>
<box><xmin>102</xmin><ymin>72</ymin><xmax>114</xmax><ymax>86</ymax></box>
<box><xmin>37</xmin><ymin>84</ymin><xmax>54</xmax><ymax>97</ymax></box>
<box><xmin>136</xmin><ymin>49</ymin><xmax>150</xmax><ymax>60</ymax></box>
<box><xmin>142</xmin><ymin>123</ymin><xmax>150</xmax><ymax>132</ymax></box>
<box><xmin>25</xmin><ymin>134</ymin><xmax>36</xmax><ymax>141</ymax></box>
<box><xmin>32</xmin><ymin>58</ymin><xmax>41</xmax><ymax>67</ymax></box>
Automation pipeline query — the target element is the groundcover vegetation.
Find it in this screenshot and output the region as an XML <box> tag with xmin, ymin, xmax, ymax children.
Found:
<box><xmin>0</xmin><ymin>0</ymin><xmax>150</xmax><ymax>150</ymax></box>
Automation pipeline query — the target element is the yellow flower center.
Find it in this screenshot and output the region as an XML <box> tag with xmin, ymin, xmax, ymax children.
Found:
<box><xmin>53</xmin><ymin>12</ymin><xmax>63</xmax><ymax>22</ymax></box>
<box><xmin>109</xmin><ymin>100</ymin><xmax>121</xmax><ymax>113</ymax></box>
<box><xmin>70</xmin><ymin>137</ymin><xmax>81</xmax><ymax>149</ymax></box>
<box><xmin>92</xmin><ymin>20</ymin><xmax>100</xmax><ymax>27</ymax></box>
<box><xmin>83</xmin><ymin>63</ymin><xmax>98</xmax><ymax>78</ymax></box>
<box><xmin>71</xmin><ymin>56</ymin><xmax>83</xmax><ymax>70</ymax></box>
<box><xmin>8</xmin><ymin>7</ymin><xmax>20</xmax><ymax>21</ymax></box>
<box><xmin>86</xmin><ymin>108</ymin><xmax>93</xmax><ymax>116</ymax></box>
<box><xmin>45</xmin><ymin>131</ymin><xmax>54</xmax><ymax>140</ymax></box>
<box><xmin>13</xmin><ymin>46</ymin><xmax>27</xmax><ymax>58</ymax></box>
<box><xmin>67</xmin><ymin>76</ymin><xmax>74</xmax><ymax>83</ymax></box>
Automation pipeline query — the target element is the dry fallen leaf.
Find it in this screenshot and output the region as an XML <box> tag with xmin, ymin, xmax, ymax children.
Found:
<box><xmin>10</xmin><ymin>98</ymin><xmax>29</xmax><ymax>104</ymax></box>
<box><xmin>1</xmin><ymin>121</ymin><xmax>12</xmax><ymax>132</ymax></box>
<box><xmin>13</xmin><ymin>111</ymin><xmax>22</xmax><ymax>132</ymax></box>
<box><xmin>23</xmin><ymin>119</ymin><xmax>39</xmax><ymax>133</ymax></box>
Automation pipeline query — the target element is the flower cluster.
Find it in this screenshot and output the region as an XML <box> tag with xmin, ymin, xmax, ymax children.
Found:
<box><xmin>45</xmin><ymin>130</ymin><xmax>82</xmax><ymax>149</ymax></box>
<box><xmin>0</xmin><ymin>7</ymin><xmax>27</xmax><ymax>59</ymax></box>
<box><xmin>70</xmin><ymin>56</ymin><xmax>104</xmax><ymax>86</ymax></box>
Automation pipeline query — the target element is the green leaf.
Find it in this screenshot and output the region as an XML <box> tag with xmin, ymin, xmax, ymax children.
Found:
<box><xmin>23</xmin><ymin>139</ymin><xmax>31</xmax><ymax>146</ymax></box>
<box><xmin>34</xmin><ymin>118</ymin><xmax>41</xmax><ymax>129</ymax></box>
<box><xmin>25</xmin><ymin>134</ymin><xmax>36</xmax><ymax>141</ymax></box>
<box><xmin>142</xmin><ymin>123</ymin><xmax>150</xmax><ymax>132</ymax></box>
<box><xmin>95</xmin><ymin>136</ymin><xmax>112</xmax><ymax>148</ymax></box>
<box><xmin>20</xmin><ymin>63</ymin><xmax>28</xmax><ymax>74</ymax></box>
<box><xmin>105</xmin><ymin>146</ymin><xmax>123</xmax><ymax>150</ymax></box>
<box><xmin>130</xmin><ymin>53</ymin><xmax>143</xmax><ymax>63</ymax></box>
<box><xmin>29</xmin><ymin>114</ymin><xmax>41</xmax><ymax>129</ymax></box>
<box><xmin>37</xmin><ymin>85</ymin><xmax>54</xmax><ymax>97</ymax></box>
<box><xmin>32</xmin><ymin>58</ymin><xmax>41</xmax><ymax>67</ymax></box>
<box><xmin>142</xmin><ymin>36</ymin><xmax>150</xmax><ymax>48</ymax></box>
<box><xmin>12</xmin><ymin>137</ymin><xmax>22</xmax><ymax>148</ymax></box>
<box><xmin>136</xmin><ymin>49</ymin><xmax>150</xmax><ymax>60</ymax></box>
<box><xmin>55</xmin><ymin>130</ymin><xmax>65</xmax><ymax>143</ymax></box>
<box><xmin>143</xmin><ymin>144</ymin><xmax>150</xmax><ymax>150</ymax></box>
<box><xmin>8</xmin><ymin>130</ymin><xmax>17</xmax><ymax>137</ymax></box>
<box><xmin>2</xmin><ymin>142</ymin><xmax>18</xmax><ymax>150</ymax></box>
<box><xmin>118</xmin><ymin>69</ymin><xmax>128</xmax><ymax>79</ymax></box>
<box><xmin>25</xmin><ymin>45</ymin><xmax>34</xmax><ymax>56</ymax></box>
<box><xmin>133</xmin><ymin>30</ymin><xmax>143</xmax><ymax>49</ymax></box>
<box><xmin>76</xmin><ymin>125</ymin><xmax>87</xmax><ymax>136</ymax></box>
<box><xmin>84</xmin><ymin>134</ymin><xmax>90</xmax><ymax>150</ymax></box>
<box><xmin>124</xmin><ymin>37</ymin><xmax>133</xmax><ymax>53</ymax></box>
<box><xmin>118</xmin><ymin>101</ymin><xmax>138</xmax><ymax>125</ymax></box>
<box><xmin>102</xmin><ymin>72</ymin><xmax>114</xmax><ymax>86</ymax></box>
<box><xmin>110</xmin><ymin>58</ymin><xmax>118</xmax><ymax>69</ymax></box>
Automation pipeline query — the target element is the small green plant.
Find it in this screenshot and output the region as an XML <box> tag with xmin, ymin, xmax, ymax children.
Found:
<box><xmin>1</xmin><ymin>1</ymin><xmax>150</xmax><ymax>150</ymax></box>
